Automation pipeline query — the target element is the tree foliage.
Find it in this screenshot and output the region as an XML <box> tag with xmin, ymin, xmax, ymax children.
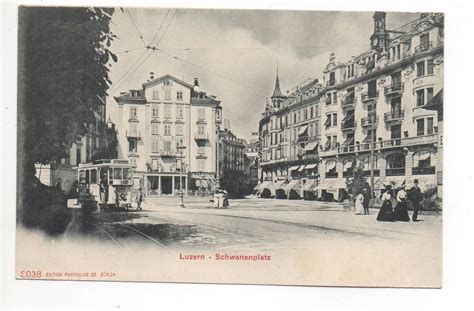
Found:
<box><xmin>18</xmin><ymin>7</ymin><xmax>117</xmax><ymax>168</ymax></box>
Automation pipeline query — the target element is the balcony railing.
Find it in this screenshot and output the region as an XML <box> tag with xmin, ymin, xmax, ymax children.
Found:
<box><xmin>341</xmin><ymin>97</ymin><xmax>356</xmax><ymax>108</ymax></box>
<box><xmin>361</xmin><ymin>91</ymin><xmax>379</xmax><ymax>102</ymax></box>
<box><xmin>386</xmin><ymin>168</ymin><xmax>406</xmax><ymax>176</ymax></box>
<box><xmin>160</xmin><ymin>150</ymin><xmax>177</xmax><ymax>157</ymax></box>
<box><xmin>341</xmin><ymin>120</ymin><xmax>357</xmax><ymax>131</ymax></box>
<box><xmin>126</xmin><ymin>131</ymin><xmax>141</xmax><ymax>139</ymax></box>
<box><xmin>412</xmin><ymin>166</ymin><xmax>436</xmax><ymax>175</ymax></box>
<box><xmin>361</xmin><ymin>116</ymin><xmax>379</xmax><ymax>127</ymax></box>
<box><xmin>414</xmin><ymin>41</ymin><xmax>433</xmax><ymax>54</ymax></box>
<box><xmin>384</xmin><ymin>82</ymin><xmax>405</xmax><ymax>95</ymax></box>
<box><xmin>326</xmin><ymin>134</ymin><xmax>438</xmax><ymax>156</ymax></box>
<box><xmin>362</xmin><ymin>169</ymin><xmax>380</xmax><ymax>177</ymax></box>
<box><xmin>194</xmin><ymin>132</ymin><xmax>209</xmax><ymax>141</ymax></box>
<box><xmin>384</xmin><ymin>110</ymin><xmax>405</xmax><ymax>122</ymax></box>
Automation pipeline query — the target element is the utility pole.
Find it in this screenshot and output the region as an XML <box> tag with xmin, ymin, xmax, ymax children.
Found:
<box><xmin>177</xmin><ymin>139</ymin><xmax>186</xmax><ymax>208</ymax></box>
<box><xmin>370</xmin><ymin>109</ymin><xmax>376</xmax><ymax>199</ymax></box>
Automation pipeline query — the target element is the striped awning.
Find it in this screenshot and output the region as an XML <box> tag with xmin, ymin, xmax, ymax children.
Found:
<box><xmin>298</xmin><ymin>125</ymin><xmax>308</xmax><ymax>136</ymax></box>
<box><xmin>283</xmin><ymin>180</ymin><xmax>301</xmax><ymax>193</ymax></box>
<box><xmin>304</xmin><ymin>141</ymin><xmax>319</xmax><ymax>151</ymax></box>
<box><xmin>305</xmin><ymin>163</ymin><xmax>318</xmax><ymax>170</ymax></box>
<box><xmin>298</xmin><ymin>165</ymin><xmax>306</xmax><ymax>172</ymax></box>
<box><xmin>303</xmin><ymin>179</ymin><xmax>317</xmax><ymax>191</ymax></box>
<box><xmin>289</xmin><ymin>165</ymin><xmax>300</xmax><ymax>171</ymax></box>
<box><xmin>254</xmin><ymin>181</ymin><xmax>271</xmax><ymax>192</ymax></box>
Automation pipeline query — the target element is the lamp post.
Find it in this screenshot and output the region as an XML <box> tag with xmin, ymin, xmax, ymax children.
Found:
<box><xmin>177</xmin><ymin>139</ymin><xmax>186</xmax><ymax>208</ymax></box>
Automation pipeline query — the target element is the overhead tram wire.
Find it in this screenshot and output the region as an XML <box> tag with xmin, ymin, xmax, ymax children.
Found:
<box><xmin>148</xmin><ymin>9</ymin><xmax>171</xmax><ymax>47</ymax></box>
<box><xmin>111</xmin><ymin>10</ymin><xmax>178</xmax><ymax>93</ymax></box>
<box><xmin>155</xmin><ymin>44</ymin><xmax>369</xmax><ymax>51</ymax></box>
<box><xmin>126</xmin><ymin>9</ymin><xmax>147</xmax><ymax>47</ymax></box>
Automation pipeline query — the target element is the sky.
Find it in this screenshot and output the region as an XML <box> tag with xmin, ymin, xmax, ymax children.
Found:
<box><xmin>106</xmin><ymin>8</ymin><xmax>419</xmax><ymax>140</ymax></box>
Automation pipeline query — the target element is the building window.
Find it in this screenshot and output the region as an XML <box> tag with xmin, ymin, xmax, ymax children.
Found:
<box><xmin>130</xmin><ymin>106</ymin><xmax>137</xmax><ymax>118</ymax></box>
<box><xmin>416</xmin><ymin>89</ymin><xmax>425</xmax><ymax>107</ymax></box>
<box><xmin>76</xmin><ymin>146</ymin><xmax>82</xmax><ymax>164</ymax></box>
<box><xmin>198</xmin><ymin>125</ymin><xmax>205</xmax><ymax>135</ymax></box>
<box><xmin>151</xmin><ymin>122</ymin><xmax>159</xmax><ymax>135</ymax></box>
<box><xmin>129</xmin><ymin>122</ymin><xmax>138</xmax><ymax>136</ymax></box>
<box><xmin>427</xmin><ymin>87</ymin><xmax>434</xmax><ymax>103</ymax></box>
<box><xmin>176</xmin><ymin>124</ymin><xmax>183</xmax><ymax>136</ymax></box>
<box><xmin>164</xmin><ymin>80</ymin><xmax>171</xmax><ymax>100</ymax></box>
<box><xmin>129</xmin><ymin>140</ymin><xmax>137</xmax><ymax>153</ymax></box>
<box><xmin>152</xmin><ymin>107</ymin><xmax>159</xmax><ymax>118</ymax></box>
<box><xmin>163</xmin><ymin>140</ymin><xmax>171</xmax><ymax>153</ymax></box>
<box><xmin>413</xmin><ymin>150</ymin><xmax>432</xmax><ymax>168</ymax></box>
<box><xmin>164</xmin><ymin>106</ymin><xmax>171</xmax><ymax>118</ymax></box>
<box><xmin>332</xmin><ymin>135</ymin><xmax>338</xmax><ymax>149</ymax></box>
<box><xmin>198</xmin><ymin>146</ymin><xmax>205</xmax><ymax>154</ymax></box>
<box><xmin>197</xmin><ymin>159</ymin><xmax>205</xmax><ymax>171</ymax></box>
<box><xmin>177</xmin><ymin>91</ymin><xmax>183</xmax><ymax>101</ymax></box>
<box><xmin>176</xmin><ymin>106</ymin><xmax>184</xmax><ymax>119</ymax></box>
<box><xmin>164</xmin><ymin>124</ymin><xmax>171</xmax><ymax>135</ymax></box>
<box><xmin>416</xmin><ymin>119</ymin><xmax>425</xmax><ymax>136</ymax></box>
<box><xmin>197</xmin><ymin>108</ymin><xmax>205</xmax><ymax>120</ymax></box>
<box><xmin>152</xmin><ymin>90</ymin><xmax>159</xmax><ymax>100</ymax></box>
<box><xmin>427</xmin><ymin>117</ymin><xmax>434</xmax><ymax>135</ymax></box>
<box><xmin>427</xmin><ymin>59</ymin><xmax>434</xmax><ymax>75</ymax></box>
<box><xmin>329</xmin><ymin>72</ymin><xmax>336</xmax><ymax>86</ymax></box>
<box><xmin>332</xmin><ymin>113</ymin><xmax>337</xmax><ymax>126</ymax></box>
<box><xmin>368</xmin><ymin>80</ymin><xmax>377</xmax><ymax>97</ymax></box>
<box><xmin>151</xmin><ymin>136</ymin><xmax>159</xmax><ymax>153</ymax></box>
<box><xmin>130</xmin><ymin>158</ymin><xmax>137</xmax><ymax>166</ymax></box>
<box><xmin>416</xmin><ymin>61</ymin><xmax>425</xmax><ymax>77</ymax></box>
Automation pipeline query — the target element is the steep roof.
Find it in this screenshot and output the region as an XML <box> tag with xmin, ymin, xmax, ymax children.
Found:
<box><xmin>142</xmin><ymin>74</ymin><xmax>194</xmax><ymax>89</ymax></box>
<box><xmin>271</xmin><ymin>70</ymin><xmax>284</xmax><ymax>98</ymax></box>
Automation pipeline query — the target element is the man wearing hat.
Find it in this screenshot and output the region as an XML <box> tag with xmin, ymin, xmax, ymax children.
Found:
<box><xmin>408</xmin><ymin>179</ymin><xmax>423</xmax><ymax>222</ymax></box>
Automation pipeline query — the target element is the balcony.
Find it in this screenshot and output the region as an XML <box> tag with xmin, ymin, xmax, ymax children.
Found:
<box><xmin>160</xmin><ymin>150</ymin><xmax>177</xmax><ymax>157</ymax></box>
<box><xmin>298</xmin><ymin>135</ymin><xmax>309</xmax><ymax>142</ymax></box>
<box><xmin>361</xmin><ymin>91</ymin><xmax>379</xmax><ymax>102</ymax></box>
<box><xmin>194</xmin><ymin>132</ymin><xmax>210</xmax><ymax>141</ymax></box>
<box><xmin>126</xmin><ymin>131</ymin><xmax>141</xmax><ymax>140</ymax></box>
<box><xmin>384</xmin><ymin>110</ymin><xmax>405</xmax><ymax>122</ymax></box>
<box><xmin>341</xmin><ymin>120</ymin><xmax>357</xmax><ymax>131</ymax></box>
<box><xmin>384</xmin><ymin>82</ymin><xmax>404</xmax><ymax>96</ymax></box>
<box><xmin>412</xmin><ymin>166</ymin><xmax>436</xmax><ymax>175</ymax></box>
<box><xmin>362</xmin><ymin>169</ymin><xmax>380</xmax><ymax>177</ymax></box>
<box><xmin>341</xmin><ymin>97</ymin><xmax>356</xmax><ymax>108</ymax></box>
<box><xmin>361</xmin><ymin>116</ymin><xmax>379</xmax><ymax>127</ymax></box>
<box><xmin>414</xmin><ymin>41</ymin><xmax>433</xmax><ymax>54</ymax></box>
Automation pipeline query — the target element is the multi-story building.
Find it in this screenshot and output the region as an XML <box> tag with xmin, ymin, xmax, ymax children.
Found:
<box><xmin>113</xmin><ymin>74</ymin><xmax>222</xmax><ymax>195</ymax></box>
<box><xmin>257</xmin><ymin>12</ymin><xmax>443</xmax><ymax>201</ymax></box>
<box><xmin>218</xmin><ymin>127</ymin><xmax>247</xmax><ymax>198</ymax></box>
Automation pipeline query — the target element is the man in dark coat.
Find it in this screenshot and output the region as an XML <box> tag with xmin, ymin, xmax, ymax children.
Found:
<box><xmin>362</xmin><ymin>188</ymin><xmax>370</xmax><ymax>215</ymax></box>
<box><xmin>408</xmin><ymin>179</ymin><xmax>423</xmax><ymax>222</ymax></box>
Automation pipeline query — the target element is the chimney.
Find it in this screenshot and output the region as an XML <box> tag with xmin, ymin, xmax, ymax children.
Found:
<box><xmin>193</xmin><ymin>78</ymin><xmax>200</xmax><ymax>93</ymax></box>
<box><xmin>150</xmin><ymin>72</ymin><xmax>154</xmax><ymax>80</ymax></box>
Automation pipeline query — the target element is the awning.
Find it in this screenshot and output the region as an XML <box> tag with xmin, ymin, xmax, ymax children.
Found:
<box><xmin>298</xmin><ymin>125</ymin><xmax>308</xmax><ymax>136</ymax></box>
<box><xmin>254</xmin><ymin>181</ymin><xmax>271</xmax><ymax>192</ymax></box>
<box><xmin>342</xmin><ymin>136</ymin><xmax>355</xmax><ymax>146</ymax></box>
<box><xmin>303</xmin><ymin>179</ymin><xmax>317</xmax><ymax>191</ymax></box>
<box><xmin>316</xmin><ymin>178</ymin><xmax>347</xmax><ymax>191</ymax></box>
<box><xmin>423</xmin><ymin>88</ymin><xmax>443</xmax><ymax>121</ymax></box>
<box><xmin>324</xmin><ymin>139</ymin><xmax>331</xmax><ymax>150</ymax></box>
<box><xmin>283</xmin><ymin>180</ymin><xmax>301</xmax><ymax>193</ymax></box>
<box><xmin>305</xmin><ymin>163</ymin><xmax>318</xmax><ymax>170</ymax></box>
<box><xmin>304</xmin><ymin>141</ymin><xmax>319</xmax><ymax>151</ymax></box>
<box><xmin>267</xmin><ymin>180</ymin><xmax>286</xmax><ymax>195</ymax></box>
<box><xmin>363</xmin><ymin>132</ymin><xmax>375</xmax><ymax>143</ymax></box>
<box><xmin>289</xmin><ymin>165</ymin><xmax>300</xmax><ymax>171</ymax></box>
<box><xmin>298</xmin><ymin>165</ymin><xmax>306</xmax><ymax>172</ymax></box>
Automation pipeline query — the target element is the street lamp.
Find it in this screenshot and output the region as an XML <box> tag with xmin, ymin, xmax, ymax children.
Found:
<box><xmin>177</xmin><ymin>139</ymin><xmax>187</xmax><ymax>208</ymax></box>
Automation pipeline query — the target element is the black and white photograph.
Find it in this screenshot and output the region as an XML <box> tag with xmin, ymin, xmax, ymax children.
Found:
<box><xmin>13</xmin><ymin>4</ymin><xmax>444</xmax><ymax>289</ymax></box>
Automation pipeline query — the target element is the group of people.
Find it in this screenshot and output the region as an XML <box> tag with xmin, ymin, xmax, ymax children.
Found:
<box><xmin>377</xmin><ymin>179</ymin><xmax>424</xmax><ymax>222</ymax></box>
<box><xmin>214</xmin><ymin>189</ymin><xmax>229</xmax><ymax>209</ymax></box>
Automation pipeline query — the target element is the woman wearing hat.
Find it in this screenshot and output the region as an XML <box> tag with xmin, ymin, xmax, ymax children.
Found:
<box><xmin>377</xmin><ymin>184</ymin><xmax>395</xmax><ymax>221</ymax></box>
<box><xmin>394</xmin><ymin>182</ymin><xmax>410</xmax><ymax>222</ymax></box>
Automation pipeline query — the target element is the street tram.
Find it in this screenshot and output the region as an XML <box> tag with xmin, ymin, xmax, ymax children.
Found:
<box><xmin>72</xmin><ymin>159</ymin><xmax>136</xmax><ymax>211</ymax></box>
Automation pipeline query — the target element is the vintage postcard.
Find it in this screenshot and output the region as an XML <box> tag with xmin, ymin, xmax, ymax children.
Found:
<box><xmin>16</xmin><ymin>6</ymin><xmax>443</xmax><ymax>287</ymax></box>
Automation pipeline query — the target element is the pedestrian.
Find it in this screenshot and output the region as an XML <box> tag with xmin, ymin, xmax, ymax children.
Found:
<box><xmin>394</xmin><ymin>183</ymin><xmax>410</xmax><ymax>222</ymax></box>
<box><xmin>408</xmin><ymin>179</ymin><xmax>423</xmax><ymax>222</ymax></box>
<box><xmin>354</xmin><ymin>192</ymin><xmax>364</xmax><ymax>215</ymax></box>
<box><xmin>222</xmin><ymin>189</ymin><xmax>229</xmax><ymax>208</ymax></box>
<box><xmin>377</xmin><ymin>185</ymin><xmax>395</xmax><ymax>221</ymax></box>
<box><xmin>362</xmin><ymin>188</ymin><xmax>370</xmax><ymax>215</ymax></box>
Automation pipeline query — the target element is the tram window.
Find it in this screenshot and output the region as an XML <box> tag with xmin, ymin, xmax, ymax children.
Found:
<box><xmin>90</xmin><ymin>169</ymin><xmax>97</xmax><ymax>184</ymax></box>
<box><xmin>85</xmin><ymin>170</ymin><xmax>90</xmax><ymax>184</ymax></box>
<box><xmin>108</xmin><ymin>168</ymin><xmax>113</xmax><ymax>184</ymax></box>
<box><xmin>114</xmin><ymin>168</ymin><xmax>123</xmax><ymax>180</ymax></box>
<box><xmin>79</xmin><ymin>170</ymin><xmax>86</xmax><ymax>183</ymax></box>
<box><xmin>123</xmin><ymin>168</ymin><xmax>131</xmax><ymax>179</ymax></box>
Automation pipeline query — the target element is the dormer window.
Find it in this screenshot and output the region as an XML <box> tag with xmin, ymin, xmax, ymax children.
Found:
<box><xmin>329</xmin><ymin>72</ymin><xmax>336</xmax><ymax>86</ymax></box>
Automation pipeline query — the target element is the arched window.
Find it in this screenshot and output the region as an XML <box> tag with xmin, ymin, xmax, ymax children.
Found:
<box><xmin>413</xmin><ymin>150</ymin><xmax>432</xmax><ymax>168</ymax></box>
<box><xmin>386</xmin><ymin>153</ymin><xmax>406</xmax><ymax>176</ymax></box>
<box><xmin>343</xmin><ymin>158</ymin><xmax>356</xmax><ymax>172</ymax></box>
<box><xmin>326</xmin><ymin>160</ymin><xmax>337</xmax><ymax>173</ymax></box>
<box><xmin>362</xmin><ymin>155</ymin><xmax>379</xmax><ymax>170</ymax></box>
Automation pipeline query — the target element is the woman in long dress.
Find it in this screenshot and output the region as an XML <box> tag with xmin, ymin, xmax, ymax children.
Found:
<box><xmin>354</xmin><ymin>192</ymin><xmax>364</xmax><ymax>215</ymax></box>
<box><xmin>377</xmin><ymin>185</ymin><xmax>394</xmax><ymax>221</ymax></box>
<box><xmin>394</xmin><ymin>185</ymin><xmax>410</xmax><ymax>222</ymax></box>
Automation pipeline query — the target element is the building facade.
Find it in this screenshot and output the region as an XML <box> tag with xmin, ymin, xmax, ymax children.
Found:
<box><xmin>113</xmin><ymin>74</ymin><xmax>222</xmax><ymax>195</ymax></box>
<box><xmin>257</xmin><ymin>12</ymin><xmax>444</xmax><ymax>201</ymax></box>
<box><xmin>218</xmin><ymin>128</ymin><xmax>247</xmax><ymax>197</ymax></box>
